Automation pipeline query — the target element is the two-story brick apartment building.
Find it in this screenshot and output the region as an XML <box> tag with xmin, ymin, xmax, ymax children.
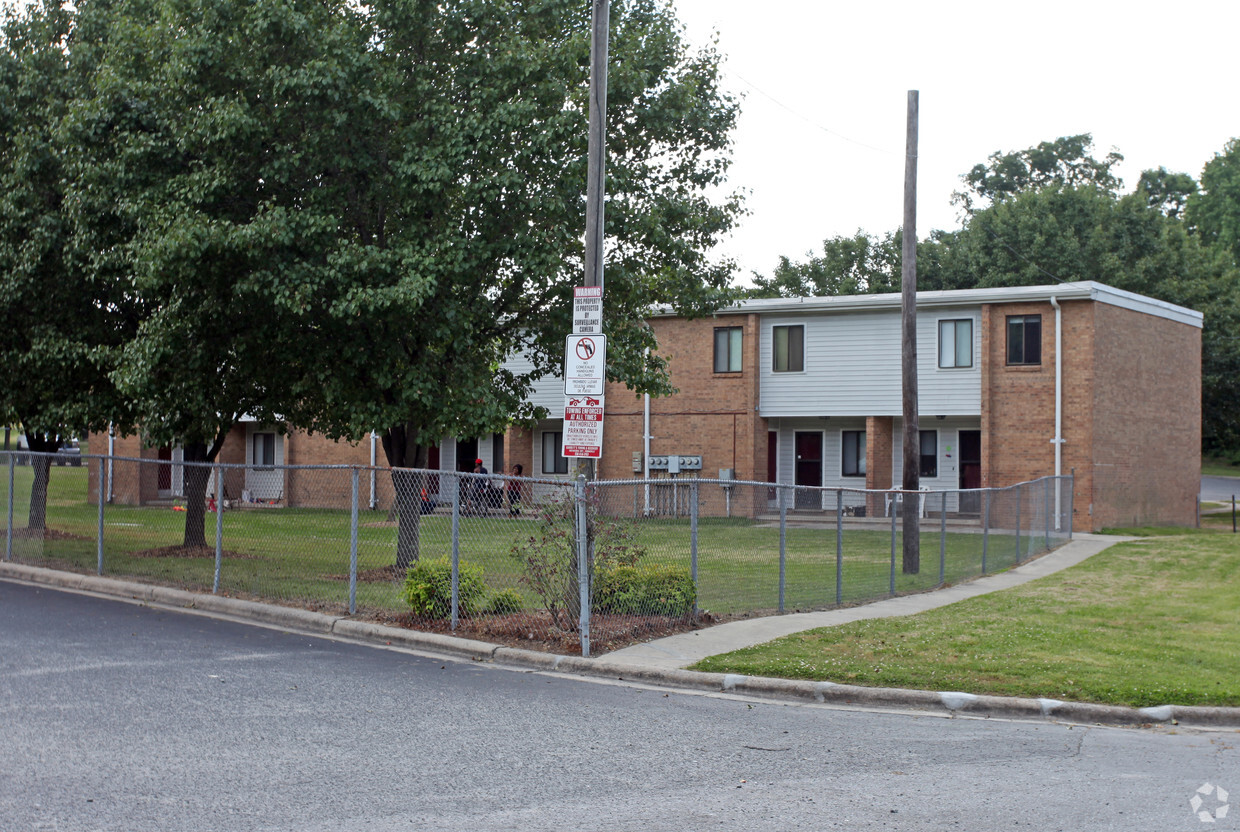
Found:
<box><xmin>91</xmin><ymin>282</ymin><xmax>1201</xmax><ymax>532</ymax></box>
<box><xmin>503</xmin><ymin>281</ymin><xmax>1201</xmax><ymax>532</ymax></box>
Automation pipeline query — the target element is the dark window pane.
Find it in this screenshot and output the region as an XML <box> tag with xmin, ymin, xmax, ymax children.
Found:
<box><xmin>1025</xmin><ymin>316</ymin><xmax>1042</xmax><ymax>365</ymax></box>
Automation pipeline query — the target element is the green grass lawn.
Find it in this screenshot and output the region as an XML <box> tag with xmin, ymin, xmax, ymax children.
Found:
<box><xmin>1202</xmin><ymin>456</ymin><xmax>1240</xmax><ymax>478</ymax></box>
<box><xmin>691</xmin><ymin>529</ymin><xmax>1240</xmax><ymax>708</ymax></box>
<box><xmin>3</xmin><ymin>462</ymin><xmax>1061</xmax><ymax>620</ymax></box>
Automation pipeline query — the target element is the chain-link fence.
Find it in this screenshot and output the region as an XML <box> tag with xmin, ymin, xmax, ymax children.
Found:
<box><xmin>2</xmin><ymin>451</ymin><xmax>1073</xmax><ymax>656</ymax></box>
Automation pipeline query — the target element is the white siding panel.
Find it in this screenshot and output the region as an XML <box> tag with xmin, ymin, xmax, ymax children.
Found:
<box><xmin>760</xmin><ymin>308</ymin><xmax>981</xmax><ymax>417</ymax></box>
<box><xmin>503</xmin><ymin>351</ymin><xmax>565</xmax><ymax>418</ymax></box>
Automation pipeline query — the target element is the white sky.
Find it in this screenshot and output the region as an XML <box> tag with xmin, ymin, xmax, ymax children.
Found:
<box><xmin>669</xmin><ymin>0</ymin><xmax>1240</xmax><ymax>282</ymax></box>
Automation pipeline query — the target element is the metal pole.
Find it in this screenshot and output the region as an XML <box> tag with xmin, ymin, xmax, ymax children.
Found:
<box><xmin>1015</xmin><ymin>487</ymin><xmax>1023</xmax><ymax>562</ymax></box>
<box><xmin>778</xmin><ymin>485</ymin><xmax>787</xmax><ymax>613</ymax></box>
<box><xmin>835</xmin><ymin>489</ymin><xmax>843</xmax><ymax>606</ymax></box>
<box><xmin>690</xmin><ymin>481</ymin><xmax>699</xmax><ymax>616</ymax></box>
<box><xmin>5</xmin><ymin>453</ymin><xmax>13</xmax><ymax>561</ymax></box>
<box><xmin>1233</xmin><ymin>495</ymin><xmax>1236</xmax><ymax>534</ymax></box>
<box><xmin>577</xmin><ymin>475</ymin><xmax>590</xmax><ymax>657</ymax></box>
<box><xmin>213</xmin><ymin>463</ymin><xmax>223</xmax><ymax>593</ymax></box>
<box><xmin>349</xmin><ymin>467</ymin><xmax>359</xmax><ymax>615</ymax></box>
<box><xmin>938</xmin><ymin>491</ymin><xmax>946</xmax><ymax>586</ymax></box>
<box><xmin>890</xmin><ymin>494</ymin><xmax>897</xmax><ymax>596</ymax></box>
<box><xmin>1067</xmin><ymin>473</ymin><xmax>1075</xmax><ymax>539</ymax></box>
<box><xmin>451</xmin><ymin>472</ymin><xmax>461</xmax><ymax>631</ymax></box>
<box><xmin>97</xmin><ymin>455</ymin><xmax>106</xmax><ymax>575</ymax></box>
<box><xmin>1044</xmin><ymin>477</ymin><xmax>1051</xmax><ymax>550</ymax></box>
<box><xmin>982</xmin><ymin>489</ymin><xmax>990</xmax><ymax>574</ymax></box>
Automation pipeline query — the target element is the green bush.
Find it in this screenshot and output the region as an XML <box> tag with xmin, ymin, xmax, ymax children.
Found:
<box><xmin>483</xmin><ymin>588</ymin><xmax>525</xmax><ymax>616</ymax></box>
<box><xmin>594</xmin><ymin>563</ymin><xmax>696</xmax><ymax>619</ymax></box>
<box><xmin>402</xmin><ymin>557</ymin><xmax>487</xmax><ymax>618</ymax></box>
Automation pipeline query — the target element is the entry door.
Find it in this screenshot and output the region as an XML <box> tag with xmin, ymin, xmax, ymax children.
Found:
<box><xmin>958</xmin><ymin>430</ymin><xmax>982</xmax><ymax>513</ymax></box>
<box><xmin>793</xmin><ymin>431</ymin><xmax>823</xmax><ymax>509</ymax></box>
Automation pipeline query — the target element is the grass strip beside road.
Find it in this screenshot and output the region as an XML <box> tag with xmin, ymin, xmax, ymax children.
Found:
<box><xmin>691</xmin><ymin>530</ymin><xmax>1240</xmax><ymax>708</ymax></box>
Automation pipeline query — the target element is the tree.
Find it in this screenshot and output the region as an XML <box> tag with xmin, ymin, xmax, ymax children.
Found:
<box><xmin>58</xmin><ymin>0</ymin><xmax>741</xmax><ymax>561</ymax></box>
<box><xmin>952</xmin><ymin>133</ymin><xmax>1123</xmax><ymax>216</ymax></box>
<box><xmin>1137</xmin><ymin>167</ymin><xmax>1197</xmax><ymax>219</ymax></box>
<box><xmin>276</xmin><ymin>0</ymin><xmax>742</xmax><ymax>569</ymax></box>
<box><xmin>1187</xmin><ymin>138</ymin><xmax>1240</xmax><ymax>263</ymax></box>
<box><xmin>0</xmin><ymin>0</ymin><xmax>136</xmax><ymax>530</ymax></box>
<box><xmin>747</xmin><ymin>230</ymin><xmax>900</xmax><ymax>298</ymax></box>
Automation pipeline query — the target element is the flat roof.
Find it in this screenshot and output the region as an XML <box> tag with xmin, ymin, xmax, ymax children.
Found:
<box><xmin>663</xmin><ymin>281</ymin><xmax>1204</xmax><ymax>328</ymax></box>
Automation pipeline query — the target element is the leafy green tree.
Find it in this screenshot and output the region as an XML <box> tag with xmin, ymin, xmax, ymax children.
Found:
<box><xmin>1136</xmin><ymin>167</ymin><xmax>1197</xmax><ymax>219</ymax></box>
<box><xmin>57</xmin><ymin>0</ymin><xmax>740</xmax><ymax>560</ymax></box>
<box><xmin>0</xmin><ymin>0</ymin><xmax>136</xmax><ymax>529</ymax></box>
<box><xmin>1187</xmin><ymin>138</ymin><xmax>1240</xmax><ymax>263</ymax></box>
<box><xmin>952</xmin><ymin>133</ymin><xmax>1123</xmax><ymax>216</ymax></box>
<box><xmin>747</xmin><ymin>230</ymin><xmax>900</xmax><ymax>298</ymax></box>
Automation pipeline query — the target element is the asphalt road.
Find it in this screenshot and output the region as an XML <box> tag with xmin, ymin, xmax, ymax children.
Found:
<box><xmin>1202</xmin><ymin>475</ymin><xmax>1240</xmax><ymax>502</ymax></box>
<box><xmin>2</xmin><ymin>581</ymin><xmax>1237</xmax><ymax>832</ymax></box>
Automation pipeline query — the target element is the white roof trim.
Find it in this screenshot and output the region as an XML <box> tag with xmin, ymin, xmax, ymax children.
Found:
<box><xmin>659</xmin><ymin>281</ymin><xmax>1203</xmax><ymax>328</ymax></box>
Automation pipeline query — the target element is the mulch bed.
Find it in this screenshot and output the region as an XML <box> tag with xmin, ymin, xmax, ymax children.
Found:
<box><xmin>8</xmin><ymin>527</ymin><xmax>92</xmax><ymax>541</ymax></box>
<box><xmin>369</xmin><ymin>607</ymin><xmax>716</xmax><ymax>655</ymax></box>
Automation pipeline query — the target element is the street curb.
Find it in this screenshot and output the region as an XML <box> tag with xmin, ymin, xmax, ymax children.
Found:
<box><xmin>4</xmin><ymin>561</ymin><xmax>1238</xmax><ymax>730</ymax></box>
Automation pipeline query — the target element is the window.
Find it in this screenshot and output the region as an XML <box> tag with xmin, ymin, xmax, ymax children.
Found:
<box><xmin>541</xmin><ymin>431</ymin><xmax>568</xmax><ymax>475</ymax></box>
<box><xmin>919</xmin><ymin>430</ymin><xmax>938</xmax><ymax>478</ymax></box>
<box><xmin>1006</xmin><ymin>315</ymin><xmax>1042</xmax><ymax>365</ymax></box>
<box><xmin>713</xmin><ymin>327</ymin><xmax>743</xmax><ymax>373</ymax></box>
<box><xmin>842</xmin><ymin>431</ymin><xmax>866</xmax><ymax>477</ymax></box>
<box><xmin>938</xmin><ymin>319</ymin><xmax>973</xmax><ymax>368</ymax></box>
<box><xmin>253</xmin><ymin>432</ymin><xmax>276</xmax><ymax>468</ymax></box>
<box><xmin>772</xmin><ymin>325</ymin><xmax>804</xmax><ymax>372</ymax></box>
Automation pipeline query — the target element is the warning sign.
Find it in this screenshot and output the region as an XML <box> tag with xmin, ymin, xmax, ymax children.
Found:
<box><xmin>562</xmin><ymin>395</ymin><xmax>604</xmax><ymax>458</ymax></box>
<box><xmin>572</xmin><ymin>287</ymin><xmax>603</xmax><ymax>335</ymax></box>
<box><xmin>563</xmin><ymin>334</ymin><xmax>606</xmax><ymax>397</ymax></box>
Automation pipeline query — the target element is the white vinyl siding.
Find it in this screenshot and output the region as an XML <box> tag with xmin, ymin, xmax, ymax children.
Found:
<box><xmin>502</xmin><ymin>350</ymin><xmax>565</xmax><ymax>418</ymax></box>
<box><xmin>759</xmin><ymin>309</ymin><xmax>981</xmax><ymax>417</ymax></box>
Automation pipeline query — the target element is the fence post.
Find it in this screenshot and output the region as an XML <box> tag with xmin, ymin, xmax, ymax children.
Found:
<box><xmin>1015</xmin><ymin>487</ymin><xmax>1022</xmax><ymax>562</ymax></box>
<box><xmin>776</xmin><ymin>486</ymin><xmax>788</xmax><ymax>613</ymax></box>
<box><xmin>938</xmin><ymin>491</ymin><xmax>946</xmax><ymax>587</ymax></box>
<box><xmin>1044</xmin><ymin>477</ymin><xmax>1051</xmax><ymax>550</ymax></box>
<box><xmin>97</xmin><ymin>455</ymin><xmax>106</xmax><ymax>576</ymax></box>
<box><xmin>451</xmin><ymin>472</ymin><xmax>461</xmax><ymax>631</ymax></box>
<box><xmin>213</xmin><ymin>463</ymin><xmax>223</xmax><ymax>593</ymax></box>
<box><xmin>835</xmin><ymin>489</ymin><xmax>843</xmax><ymax>606</ymax></box>
<box><xmin>690</xmin><ymin>480</ymin><xmax>699</xmax><ymax>617</ymax></box>
<box><xmin>889</xmin><ymin>492</ymin><xmax>897</xmax><ymax>596</ymax></box>
<box><xmin>5</xmin><ymin>453</ymin><xmax>13</xmax><ymax>561</ymax></box>
<box><xmin>349</xmin><ymin>467</ymin><xmax>359</xmax><ymax>615</ymax></box>
<box><xmin>981</xmin><ymin>489</ymin><xmax>990</xmax><ymax>575</ymax></box>
<box><xmin>576</xmin><ymin>475</ymin><xmax>590</xmax><ymax>658</ymax></box>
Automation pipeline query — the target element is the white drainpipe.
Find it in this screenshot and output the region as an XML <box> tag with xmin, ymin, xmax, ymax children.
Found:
<box><xmin>369</xmin><ymin>432</ymin><xmax>378</xmax><ymax>510</ymax></box>
<box><xmin>1049</xmin><ymin>296</ymin><xmax>1063</xmax><ymax>530</ymax></box>
<box><xmin>643</xmin><ymin>391</ymin><xmax>652</xmax><ymax>516</ymax></box>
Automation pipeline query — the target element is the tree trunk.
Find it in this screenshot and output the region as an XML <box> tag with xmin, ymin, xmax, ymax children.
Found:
<box><xmin>181</xmin><ymin>441</ymin><xmax>212</xmax><ymax>548</ymax></box>
<box><xmin>23</xmin><ymin>433</ymin><xmax>61</xmax><ymax>531</ymax></box>
<box><xmin>381</xmin><ymin>425</ymin><xmax>427</xmax><ymax>574</ymax></box>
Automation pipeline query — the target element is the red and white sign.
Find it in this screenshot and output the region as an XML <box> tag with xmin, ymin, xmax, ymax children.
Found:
<box><xmin>572</xmin><ymin>287</ymin><xmax>603</xmax><ymax>335</ymax></box>
<box><xmin>562</xmin><ymin>395</ymin><xmax>604</xmax><ymax>458</ymax></box>
<box><xmin>563</xmin><ymin>334</ymin><xmax>606</xmax><ymax>397</ymax></box>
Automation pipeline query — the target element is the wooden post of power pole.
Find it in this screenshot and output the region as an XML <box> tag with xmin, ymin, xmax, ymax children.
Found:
<box><xmin>901</xmin><ymin>90</ymin><xmax>920</xmax><ymax>575</ymax></box>
<box><xmin>579</xmin><ymin>0</ymin><xmax>609</xmax><ymax>484</ymax></box>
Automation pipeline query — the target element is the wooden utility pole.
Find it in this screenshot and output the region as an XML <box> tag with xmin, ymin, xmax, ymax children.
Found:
<box><xmin>577</xmin><ymin>0</ymin><xmax>609</xmax><ymax>482</ymax></box>
<box><xmin>901</xmin><ymin>90</ymin><xmax>920</xmax><ymax>574</ymax></box>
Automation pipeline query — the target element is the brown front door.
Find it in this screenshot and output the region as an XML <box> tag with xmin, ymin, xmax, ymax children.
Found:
<box><xmin>794</xmin><ymin>431</ymin><xmax>822</xmax><ymax>508</ymax></box>
<box><xmin>958</xmin><ymin>430</ymin><xmax>981</xmax><ymax>513</ymax></box>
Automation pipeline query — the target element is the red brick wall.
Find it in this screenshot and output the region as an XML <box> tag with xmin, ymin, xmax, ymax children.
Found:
<box><xmin>865</xmin><ymin>416</ymin><xmax>895</xmax><ymax>516</ymax></box>
<box><xmin>1088</xmin><ymin>302</ymin><xmax>1201</xmax><ymax>529</ymax></box>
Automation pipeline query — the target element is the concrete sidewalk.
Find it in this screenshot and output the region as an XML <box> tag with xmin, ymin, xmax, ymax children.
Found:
<box><xmin>607</xmin><ymin>533</ymin><xmax>1133</xmax><ymax>671</ymax></box>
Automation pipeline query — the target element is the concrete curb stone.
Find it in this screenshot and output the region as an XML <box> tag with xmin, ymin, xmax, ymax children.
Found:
<box><xmin>3</xmin><ymin>561</ymin><xmax>1238</xmax><ymax>730</ymax></box>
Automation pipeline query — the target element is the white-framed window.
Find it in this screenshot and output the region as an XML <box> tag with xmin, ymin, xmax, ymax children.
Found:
<box><xmin>714</xmin><ymin>326</ymin><xmax>743</xmax><ymax>373</ymax></box>
<box><xmin>772</xmin><ymin>325</ymin><xmax>804</xmax><ymax>372</ymax></box>
<box><xmin>253</xmin><ymin>432</ymin><xmax>276</xmax><ymax>469</ymax></box>
<box><xmin>938</xmin><ymin>319</ymin><xmax>973</xmax><ymax>368</ymax></box>
<box><xmin>842</xmin><ymin>430</ymin><xmax>866</xmax><ymax>477</ymax></box>
<box><xmin>541</xmin><ymin>431</ymin><xmax>569</xmax><ymax>475</ymax></box>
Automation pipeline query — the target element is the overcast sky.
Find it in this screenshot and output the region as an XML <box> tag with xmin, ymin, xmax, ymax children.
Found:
<box><xmin>668</xmin><ymin>0</ymin><xmax>1239</xmax><ymax>282</ymax></box>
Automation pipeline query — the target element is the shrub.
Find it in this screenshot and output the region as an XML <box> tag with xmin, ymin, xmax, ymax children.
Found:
<box><xmin>594</xmin><ymin>562</ymin><xmax>697</xmax><ymax>619</ymax></box>
<box><xmin>483</xmin><ymin>588</ymin><xmax>525</xmax><ymax>616</ymax></box>
<box><xmin>402</xmin><ymin>557</ymin><xmax>487</xmax><ymax>618</ymax></box>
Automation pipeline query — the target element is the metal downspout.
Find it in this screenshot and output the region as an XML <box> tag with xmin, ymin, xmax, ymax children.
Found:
<box><xmin>1049</xmin><ymin>296</ymin><xmax>1063</xmax><ymax>531</ymax></box>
